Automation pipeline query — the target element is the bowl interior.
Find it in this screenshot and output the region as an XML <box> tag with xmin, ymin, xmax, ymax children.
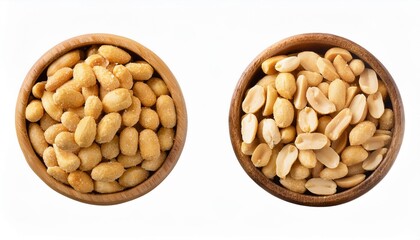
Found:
<box><xmin>16</xmin><ymin>33</ymin><xmax>187</xmax><ymax>205</ymax></box>
<box><xmin>229</xmin><ymin>33</ymin><xmax>404</xmax><ymax>206</ymax></box>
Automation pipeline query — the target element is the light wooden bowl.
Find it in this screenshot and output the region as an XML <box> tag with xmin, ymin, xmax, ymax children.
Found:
<box><xmin>16</xmin><ymin>33</ymin><xmax>187</xmax><ymax>205</ymax></box>
<box><xmin>229</xmin><ymin>33</ymin><xmax>404</xmax><ymax>206</ymax></box>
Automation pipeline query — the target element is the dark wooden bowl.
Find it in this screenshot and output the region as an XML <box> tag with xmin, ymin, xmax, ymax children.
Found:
<box><xmin>229</xmin><ymin>33</ymin><xmax>404</xmax><ymax>206</ymax></box>
<box><xmin>16</xmin><ymin>33</ymin><xmax>187</xmax><ymax>205</ymax></box>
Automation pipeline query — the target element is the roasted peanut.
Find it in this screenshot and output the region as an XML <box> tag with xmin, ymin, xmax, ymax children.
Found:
<box><xmin>98</xmin><ymin>45</ymin><xmax>131</xmax><ymax>64</ymax></box>
<box><xmin>362</xmin><ymin>135</ymin><xmax>391</xmax><ymax>151</ymax></box>
<box><xmin>84</xmin><ymin>96</ymin><xmax>103</xmax><ymax>120</ymax></box>
<box><xmin>379</xmin><ymin>109</ymin><xmax>394</xmax><ymax>130</ymax></box>
<box><xmin>325</xmin><ymin>47</ymin><xmax>352</xmax><ymax>62</ymax></box>
<box><xmin>78</xmin><ymin>143</ymin><xmax>102</xmax><ymax>171</ymax></box>
<box><xmin>133</xmin><ymin>81</ymin><xmax>157</xmax><ymax>107</ymax></box>
<box><xmin>317</xmin><ymin>116</ymin><xmax>332</xmax><ymax>134</ymax></box>
<box><xmin>61</xmin><ymin>111</ymin><xmax>80</xmax><ymax>132</ymax></box>
<box><xmin>85</xmin><ymin>54</ymin><xmax>109</xmax><ymax>68</ymax></box>
<box><xmin>280</xmin><ymin>126</ymin><xmax>296</xmax><ymax>144</ymax></box>
<box><xmin>349</xmin><ymin>59</ymin><xmax>365</xmax><ymax>76</ymax></box>
<box><xmin>319</xmin><ymin>162</ymin><xmax>348</xmax><ymax>180</ymax></box>
<box><xmin>119</xmin><ymin>127</ymin><xmax>138</xmax><ymax>156</ymax></box>
<box><xmin>140</xmin><ymin>107</ymin><xmax>160</xmax><ymax>130</ymax></box>
<box><xmin>333</xmin><ymin>55</ymin><xmax>355</xmax><ymax>83</ymax></box>
<box><xmin>314</xmin><ymin>146</ymin><xmax>339</xmax><ymax>168</ymax></box>
<box><xmin>32</xmin><ymin>81</ymin><xmax>47</xmax><ymax>99</ymax></box>
<box><xmin>297</xmin><ymin>107</ymin><xmax>318</xmax><ymax>133</ymax></box>
<box><xmin>367</xmin><ymin>91</ymin><xmax>385</xmax><ymax>119</ymax></box>
<box><xmin>362</xmin><ymin>148</ymin><xmax>387</xmax><ymax>170</ymax></box>
<box><xmin>44</xmin><ymin>123</ymin><xmax>67</xmax><ymax>144</ymax></box>
<box><xmin>113</xmin><ymin>65</ymin><xmax>133</xmax><ymax>89</ymax></box>
<box><xmin>275</xmin><ymin>73</ymin><xmax>296</xmax><ymax>99</ymax></box>
<box><xmin>241</xmin><ymin>113</ymin><xmax>258</xmax><ymax>144</ymax></box>
<box><xmin>349</xmin><ymin>94</ymin><xmax>368</xmax><ymax>124</ymax></box>
<box><xmin>68</xmin><ymin>171</ymin><xmax>94</xmax><ymax>193</ymax></box>
<box><xmin>126</xmin><ymin>61</ymin><xmax>154</xmax><ymax>80</ymax></box>
<box><xmin>91</xmin><ymin>161</ymin><xmax>125</xmax><ymax>182</ymax></box>
<box><xmin>122</xmin><ymin>96</ymin><xmax>141</xmax><ymax>127</ymax></box>
<box><xmin>262</xmin><ymin>85</ymin><xmax>278</xmax><ymax>116</ymax></box>
<box><xmin>276</xmin><ymin>144</ymin><xmax>298</xmax><ymax>178</ymax></box>
<box><xmin>45</xmin><ymin>67</ymin><xmax>73</xmax><ymax>91</ymax></box>
<box><xmin>139</xmin><ymin>129</ymin><xmax>160</xmax><ymax>161</ymax></box>
<box><xmin>324</xmin><ymin>108</ymin><xmax>352</xmax><ymax>141</ymax></box>
<box><xmin>54</xmin><ymin>144</ymin><xmax>80</xmax><ymax>173</ymax></box>
<box><xmin>256</xmin><ymin>75</ymin><xmax>276</xmax><ymax>90</ymax></box>
<box><xmin>119</xmin><ymin>167</ymin><xmax>149</xmax><ymax>188</ymax></box>
<box><xmin>297</xmin><ymin>71</ymin><xmax>323</xmax><ymax>87</ymax></box>
<box><xmin>335</xmin><ymin>174</ymin><xmax>366</xmax><ymax>188</ymax></box>
<box><xmin>316</xmin><ymin>57</ymin><xmax>339</xmax><ymax>81</ymax></box>
<box><xmin>305</xmin><ymin>178</ymin><xmax>337</xmax><ymax>195</ymax></box>
<box><xmin>102</xmin><ymin>88</ymin><xmax>132</xmax><ymax>113</ymax></box>
<box><xmin>157</xmin><ymin>127</ymin><xmax>174</xmax><ymax>151</ymax></box>
<box><xmin>96</xmin><ymin>113</ymin><xmax>121</xmax><ymax>144</ymax></box>
<box><xmin>47</xmin><ymin>50</ymin><xmax>81</xmax><ymax>77</ymax></box>
<box><xmin>275</xmin><ymin>56</ymin><xmax>300</xmax><ymax>73</ymax></box>
<box><xmin>141</xmin><ymin>151</ymin><xmax>166</xmax><ymax>171</ymax></box>
<box><xmin>25</xmin><ymin>100</ymin><xmax>44</xmax><ymax>122</ymax></box>
<box><xmin>297</xmin><ymin>51</ymin><xmax>320</xmax><ymax>72</ymax></box>
<box><xmin>359</xmin><ymin>68</ymin><xmax>378</xmax><ymax>94</ymax></box>
<box><xmin>242</xmin><ymin>85</ymin><xmax>265</xmax><ymax>113</ymax></box>
<box><xmin>55</xmin><ymin>132</ymin><xmax>79</xmax><ymax>152</ymax></box>
<box><xmin>349</xmin><ymin>121</ymin><xmax>376</xmax><ymax>145</ymax></box>
<box><xmin>94</xmin><ymin>181</ymin><xmax>124</xmax><ymax>193</ymax></box>
<box><xmin>258</xmin><ymin>118</ymin><xmax>281</xmax><ymax>149</ymax></box>
<box><xmin>41</xmin><ymin>91</ymin><xmax>63</xmax><ymax>121</ymax></box>
<box><xmin>93</xmin><ymin>66</ymin><xmax>120</xmax><ymax>91</ymax></box>
<box><xmin>251</xmin><ymin>143</ymin><xmax>272</xmax><ymax>167</ymax></box>
<box><xmin>147</xmin><ymin>77</ymin><xmax>169</xmax><ymax>97</ymax></box>
<box><xmin>306</xmin><ymin>87</ymin><xmax>336</xmax><ymax>114</ymax></box>
<box><xmin>298</xmin><ymin>150</ymin><xmax>317</xmax><ymax>168</ymax></box>
<box><xmin>273</xmin><ymin>98</ymin><xmax>294</xmax><ymax>128</ymax></box>
<box><xmin>295</xmin><ymin>133</ymin><xmax>328</xmax><ymax>150</ymax></box>
<box><xmin>261</xmin><ymin>145</ymin><xmax>281</xmax><ymax>179</ymax></box>
<box><xmin>101</xmin><ymin>136</ymin><xmax>120</xmax><ymax>159</ymax></box>
<box><xmin>293</xmin><ymin>75</ymin><xmax>308</xmax><ymax>110</ymax></box>
<box><xmin>75</xmin><ymin>116</ymin><xmax>97</xmax><ymax>147</ymax></box>
<box><xmin>43</xmin><ymin>146</ymin><xmax>58</xmax><ymax>167</ymax></box>
<box><xmin>73</xmin><ymin>62</ymin><xmax>96</xmax><ymax>88</ymax></box>
<box><xmin>328</xmin><ymin>79</ymin><xmax>347</xmax><ymax>111</ymax></box>
<box><xmin>47</xmin><ymin>166</ymin><xmax>69</xmax><ymax>185</ymax></box>
<box><xmin>280</xmin><ymin>176</ymin><xmax>306</xmax><ymax>194</ymax></box>
<box><xmin>262</xmin><ymin>55</ymin><xmax>287</xmax><ymax>74</ymax></box>
<box><xmin>53</xmin><ymin>88</ymin><xmax>84</xmax><ymax>109</ymax></box>
<box><xmin>28</xmin><ymin>123</ymin><xmax>49</xmax><ymax>156</ymax></box>
<box><xmin>118</xmin><ymin>151</ymin><xmax>143</xmax><ymax>168</ymax></box>
<box><xmin>341</xmin><ymin>146</ymin><xmax>368</xmax><ymax>166</ymax></box>
<box><xmin>290</xmin><ymin>162</ymin><xmax>310</xmax><ymax>180</ymax></box>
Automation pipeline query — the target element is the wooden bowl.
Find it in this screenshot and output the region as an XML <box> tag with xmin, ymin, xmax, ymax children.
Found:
<box><xmin>229</xmin><ymin>33</ymin><xmax>404</xmax><ymax>206</ymax></box>
<box><xmin>16</xmin><ymin>33</ymin><xmax>187</xmax><ymax>205</ymax></box>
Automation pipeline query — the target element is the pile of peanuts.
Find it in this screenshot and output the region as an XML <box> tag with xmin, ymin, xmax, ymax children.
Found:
<box><xmin>25</xmin><ymin>45</ymin><xmax>176</xmax><ymax>193</ymax></box>
<box><xmin>240</xmin><ymin>47</ymin><xmax>394</xmax><ymax>195</ymax></box>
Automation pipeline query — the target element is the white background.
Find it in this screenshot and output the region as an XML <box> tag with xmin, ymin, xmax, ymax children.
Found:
<box><xmin>1</xmin><ymin>0</ymin><xmax>419</xmax><ymax>239</ymax></box>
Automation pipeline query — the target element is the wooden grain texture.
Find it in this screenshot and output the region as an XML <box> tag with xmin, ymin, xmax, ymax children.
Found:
<box><xmin>16</xmin><ymin>33</ymin><xmax>187</xmax><ymax>205</ymax></box>
<box><xmin>229</xmin><ymin>33</ymin><xmax>404</xmax><ymax>206</ymax></box>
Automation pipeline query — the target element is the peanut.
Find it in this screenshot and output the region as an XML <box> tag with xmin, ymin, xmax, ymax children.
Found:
<box><xmin>280</xmin><ymin>176</ymin><xmax>306</xmax><ymax>194</ymax></box>
<box><xmin>133</xmin><ymin>82</ymin><xmax>157</xmax><ymax>107</ymax></box>
<box><xmin>367</xmin><ymin>91</ymin><xmax>385</xmax><ymax>119</ymax></box>
<box><xmin>156</xmin><ymin>95</ymin><xmax>177</xmax><ymax>128</ymax></box>
<box><xmin>43</xmin><ymin>146</ymin><xmax>58</xmax><ymax>167</ymax></box>
<box><xmin>251</xmin><ymin>143</ymin><xmax>272</xmax><ymax>167</ymax></box>
<box><xmin>261</xmin><ymin>145</ymin><xmax>282</xmax><ymax>179</ymax></box>
<box><xmin>47</xmin><ymin>50</ymin><xmax>81</xmax><ymax>76</ymax></box>
<box><xmin>242</xmin><ymin>85</ymin><xmax>265</xmax><ymax>113</ymax></box>
<box><xmin>118</xmin><ymin>151</ymin><xmax>143</xmax><ymax>168</ymax></box>
<box><xmin>273</xmin><ymin>98</ymin><xmax>294</xmax><ymax>128</ymax></box>
<box><xmin>293</xmin><ymin>75</ymin><xmax>308</xmax><ymax>110</ymax></box>
<box><xmin>96</xmin><ymin>113</ymin><xmax>121</xmax><ymax>144</ymax></box>
<box><xmin>261</xmin><ymin>55</ymin><xmax>287</xmax><ymax>74</ymax></box>
<box><xmin>54</xmin><ymin>144</ymin><xmax>80</xmax><ymax>173</ymax></box>
<box><xmin>325</xmin><ymin>47</ymin><xmax>352</xmax><ymax>62</ymax></box>
<box><xmin>73</xmin><ymin>62</ymin><xmax>96</xmax><ymax>88</ymax></box>
<box><xmin>258</xmin><ymin>118</ymin><xmax>281</xmax><ymax>149</ymax></box>
<box><xmin>297</xmin><ymin>107</ymin><xmax>318</xmax><ymax>133</ymax></box>
<box><xmin>316</xmin><ymin>57</ymin><xmax>339</xmax><ymax>81</ymax></box>
<box><xmin>98</xmin><ymin>45</ymin><xmax>131</xmax><ymax>64</ymax></box>
<box><xmin>28</xmin><ymin>123</ymin><xmax>49</xmax><ymax>156</ymax></box>
<box><xmin>275</xmin><ymin>56</ymin><xmax>300</xmax><ymax>73</ymax></box>
<box><xmin>262</xmin><ymin>85</ymin><xmax>278</xmax><ymax>116</ymax></box>
<box><xmin>349</xmin><ymin>59</ymin><xmax>365</xmax><ymax>76</ymax></box>
<box><xmin>158</xmin><ymin>127</ymin><xmax>175</xmax><ymax>151</ymax></box>
<box><xmin>41</xmin><ymin>91</ymin><xmax>63</xmax><ymax>121</ymax></box>
<box><xmin>306</xmin><ymin>87</ymin><xmax>336</xmax><ymax>114</ymax></box>
<box><xmin>335</xmin><ymin>174</ymin><xmax>366</xmax><ymax>188</ymax></box>
<box><xmin>341</xmin><ymin>146</ymin><xmax>368</xmax><ymax>166</ymax></box>
<box><xmin>305</xmin><ymin>178</ymin><xmax>337</xmax><ymax>195</ymax></box>
<box><xmin>101</xmin><ymin>135</ymin><xmax>120</xmax><ymax>159</ymax></box>
<box><xmin>280</xmin><ymin>126</ymin><xmax>296</xmax><ymax>144</ymax></box>
<box><xmin>119</xmin><ymin>127</ymin><xmax>138</xmax><ymax>156</ymax></box>
<box><xmin>290</xmin><ymin>162</ymin><xmax>310</xmax><ymax>180</ymax></box>
<box><xmin>147</xmin><ymin>77</ymin><xmax>169</xmax><ymax>97</ymax></box>
<box><xmin>44</xmin><ymin>123</ymin><xmax>67</xmax><ymax>144</ymax></box>
<box><xmin>359</xmin><ymin>68</ymin><xmax>378</xmax><ymax>94</ymax></box>
<box><xmin>328</xmin><ymin>79</ymin><xmax>347</xmax><ymax>111</ymax></box>
<box><xmin>241</xmin><ymin>113</ymin><xmax>258</xmax><ymax>144</ymax></box>
<box><xmin>91</xmin><ymin>161</ymin><xmax>125</xmax><ymax>182</ymax></box>
<box><xmin>141</xmin><ymin>151</ymin><xmax>166</xmax><ymax>171</ymax></box>
<box><xmin>324</xmin><ymin>108</ymin><xmax>352</xmax><ymax>141</ymax></box>
<box><xmin>93</xmin><ymin>66</ymin><xmax>120</xmax><ymax>91</ymax></box>
<box><xmin>53</xmin><ymin>88</ymin><xmax>84</xmax><ymax>109</ymax></box>
<box><xmin>333</xmin><ymin>55</ymin><xmax>355</xmax><ymax>83</ymax></box>
<box><xmin>362</xmin><ymin>135</ymin><xmax>391</xmax><ymax>151</ymax></box>
<box><xmin>47</xmin><ymin>166</ymin><xmax>69</xmax><ymax>185</ymax></box>
<box><xmin>362</xmin><ymin>148</ymin><xmax>387</xmax><ymax>171</ymax></box>
<box><xmin>113</xmin><ymin>65</ymin><xmax>133</xmax><ymax>89</ymax></box>
<box><xmin>32</xmin><ymin>81</ymin><xmax>47</xmax><ymax>99</ymax></box>
<box><xmin>78</xmin><ymin>143</ymin><xmax>102</xmax><ymax>171</ymax></box>
<box><xmin>102</xmin><ymin>88</ymin><xmax>132</xmax><ymax>113</ymax></box>
<box><xmin>61</xmin><ymin>111</ymin><xmax>80</xmax><ymax>132</ymax></box>
<box><xmin>275</xmin><ymin>73</ymin><xmax>296</xmax><ymax>99</ymax></box>
<box><xmin>39</xmin><ymin>113</ymin><xmax>58</xmax><ymax>131</ymax></box>
<box><xmin>84</xmin><ymin>96</ymin><xmax>103</xmax><ymax>120</ymax></box>
<box><xmin>314</xmin><ymin>146</ymin><xmax>339</xmax><ymax>168</ymax></box>
<box><xmin>319</xmin><ymin>162</ymin><xmax>348</xmax><ymax>180</ymax></box>
<box><xmin>349</xmin><ymin>94</ymin><xmax>368</xmax><ymax>124</ymax></box>
<box><xmin>25</xmin><ymin>100</ymin><xmax>44</xmax><ymax>122</ymax></box>
<box><xmin>68</xmin><ymin>171</ymin><xmax>94</xmax><ymax>193</ymax></box>
<box><xmin>241</xmin><ymin>139</ymin><xmax>259</xmax><ymax>156</ymax></box>
<box><xmin>349</xmin><ymin>121</ymin><xmax>376</xmax><ymax>145</ymax></box>
<box><xmin>55</xmin><ymin>132</ymin><xmax>79</xmax><ymax>152</ymax></box>
<box><xmin>122</xmin><ymin>95</ymin><xmax>141</xmax><ymax>127</ymax></box>
<box><xmin>297</xmin><ymin>51</ymin><xmax>320</xmax><ymax>72</ymax></box>
<box><xmin>297</xmin><ymin>71</ymin><xmax>323</xmax><ymax>86</ymax></box>
<box><xmin>85</xmin><ymin>54</ymin><xmax>109</xmax><ymax>68</ymax></box>
<box><xmin>379</xmin><ymin>109</ymin><xmax>394</xmax><ymax>130</ymax></box>
<box><xmin>276</xmin><ymin>144</ymin><xmax>298</xmax><ymax>178</ymax></box>
<box><xmin>257</xmin><ymin>75</ymin><xmax>276</xmax><ymax>90</ymax></box>
<box><xmin>119</xmin><ymin>167</ymin><xmax>149</xmax><ymax>188</ymax></box>
<box><xmin>45</xmin><ymin>67</ymin><xmax>73</xmax><ymax>91</ymax></box>
<box><xmin>126</xmin><ymin>61</ymin><xmax>154</xmax><ymax>80</ymax></box>
<box><xmin>94</xmin><ymin>181</ymin><xmax>124</xmax><ymax>194</ymax></box>
<box><xmin>295</xmin><ymin>133</ymin><xmax>328</xmax><ymax>150</ymax></box>
<box><xmin>298</xmin><ymin>150</ymin><xmax>317</xmax><ymax>168</ymax></box>
<box><xmin>139</xmin><ymin>129</ymin><xmax>160</xmax><ymax>161</ymax></box>
<box><xmin>75</xmin><ymin>116</ymin><xmax>97</xmax><ymax>147</ymax></box>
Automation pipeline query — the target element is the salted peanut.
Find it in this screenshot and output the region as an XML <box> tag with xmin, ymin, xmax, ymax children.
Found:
<box><xmin>256</xmin><ymin>75</ymin><xmax>277</xmax><ymax>90</ymax></box>
<box><xmin>261</xmin><ymin>55</ymin><xmax>287</xmax><ymax>74</ymax></box>
<box><xmin>100</xmin><ymin>136</ymin><xmax>119</xmax><ymax>159</ymax></box>
<box><xmin>331</xmin><ymin>129</ymin><xmax>348</xmax><ymax>154</ymax></box>
<box><xmin>41</xmin><ymin>91</ymin><xmax>63</xmax><ymax>121</ymax></box>
<box><xmin>297</xmin><ymin>51</ymin><xmax>320</xmax><ymax>72</ymax></box>
<box><xmin>43</xmin><ymin>146</ymin><xmax>58</xmax><ymax>167</ymax></box>
<box><xmin>45</xmin><ymin>67</ymin><xmax>73</xmax><ymax>91</ymax></box>
<box><xmin>47</xmin><ymin>166</ymin><xmax>69</xmax><ymax>185</ymax></box>
<box><xmin>85</xmin><ymin>54</ymin><xmax>109</xmax><ymax>67</ymax></box>
<box><xmin>258</xmin><ymin>118</ymin><xmax>281</xmax><ymax>149</ymax></box>
<box><xmin>297</xmin><ymin>107</ymin><xmax>318</xmax><ymax>133</ymax></box>
<box><xmin>347</xmin><ymin>163</ymin><xmax>365</xmax><ymax>177</ymax></box>
<box><xmin>261</xmin><ymin>145</ymin><xmax>281</xmax><ymax>179</ymax></box>
<box><xmin>314</xmin><ymin>146</ymin><xmax>339</xmax><ymax>168</ymax></box>
<box><xmin>290</xmin><ymin>162</ymin><xmax>310</xmax><ymax>180</ymax></box>
<box><xmin>140</xmin><ymin>107</ymin><xmax>160</xmax><ymax>130</ymax></box>
<box><xmin>241</xmin><ymin>139</ymin><xmax>259</xmax><ymax>155</ymax></box>
<box><xmin>333</xmin><ymin>55</ymin><xmax>355</xmax><ymax>83</ymax></box>
<box><xmin>316</xmin><ymin>57</ymin><xmax>339</xmax><ymax>81</ymax></box>
<box><xmin>251</xmin><ymin>143</ymin><xmax>272</xmax><ymax>167</ymax></box>
<box><xmin>262</xmin><ymin>85</ymin><xmax>278</xmax><ymax>116</ymax></box>
<box><xmin>349</xmin><ymin>94</ymin><xmax>368</xmax><ymax>124</ymax></box>
<box><xmin>28</xmin><ymin>123</ymin><xmax>49</xmax><ymax>156</ymax></box>
<box><xmin>157</xmin><ymin>128</ymin><xmax>174</xmax><ymax>151</ymax></box>
<box><xmin>295</xmin><ymin>133</ymin><xmax>328</xmax><ymax>150</ymax></box>
<box><xmin>320</xmin><ymin>162</ymin><xmax>348</xmax><ymax>180</ymax></box>
<box><xmin>317</xmin><ymin>82</ymin><xmax>329</xmax><ymax>97</ymax></box>
<box><xmin>275</xmin><ymin>73</ymin><xmax>296</xmax><ymax>99</ymax></box>
<box><xmin>112</xmin><ymin>65</ymin><xmax>133</xmax><ymax>89</ymax></box>
<box><xmin>93</xmin><ymin>66</ymin><xmax>120</xmax><ymax>91</ymax></box>
<box><xmin>91</xmin><ymin>161</ymin><xmax>125</xmax><ymax>182</ymax></box>
<box><xmin>84</xmin><ymin>96</ymin><xmax>102</xmax><ymax>120</ymax></box>
<box><xmin>56</xmin><ymin>78</ymin><xmax>81</xmax><ymax>92</ymax></box>
<box><xmin>53</xmin><ymin>88</ymin><xmax>84</xmax><ymax>109</ymax></box>
<box><xmin>312</xmin><ymin>160</ymin><xmax>324</xmax><ymax>178</ymax></box>
<box><xmin>275</xmin><ymin>56</ymin><xmax>300</xmax><ymax>73</ymax></box>
<box><xmin>54</xmin><ymin>144</ymin><xmax>80</xmax><ymax>172</ymax></box>
<box><xmin>47</xmin><ymin>50</ymin><xmax>81</xmax><ymax>77</ymax></box>
<box><xmin>298</xmin><ymin>150</ymin><xmax>317</xmax><ymax>168</ymax></box>
<box><xmin>341</xmin><ymin>146</ymin><xmax>368</xmax><ymax>166</ymax></box>
<box><xmin>96</xmin><ymin>113</ymin><xmax>121</xmax><ymax>144</ymax></box>
<box><xmin>297</xmin><ymin>71</ymin><xmax>323</xmax><ymax>87</ymax></box>
<box><xmin>379</xmin><ymin>109</ymin><xmax>394</xmax><ymax>130</ymax></box>
<box><xmin>55</xmin><ymin>132</ymin><xmax>79</xmax><ymax>152</ymax></box>
<box><xmin>122</xmin><ymin>96</ymin><xmax>141</xmax><ymax>127</ymax></box>
<box><xmin>280</xmin><ymin>176</ymin><xmax>306</xmax><ymax>194</ymax></box>
<box><xmin>317</xmin><ymin>116</ymin><xmax>332</xmax><ymax>134</ymax></box>
<box><xmin>141</xmin><ymin>151</ymin><xmax>166</xmax><ymax>171</ymax></box>
<box><xmin>98</xmin><ymin>45</ymin><xmax>131</xmax><ymax>64</ymax></box>
<box><xmin>349</xmin><ymin>121</ymin><xmax>376</xmax><ymax>146</ymax></box>
<box><xmin>67</xmin><ymin>107</ymin><xmax>85</xmax><ymax>119</ymax></box>
<box><xmin>241</xmin><ymin>113</ymin><xmax>258</xmax><ymax>144</ymax></box>
<box><xmin>335</xmin><ymin>174</ymin><xmax>366</xmax><ymax>188</ymax></box>
<box><xmin>118</xmin><ymin>151</ymin><xmax>143</xmax><ymax>168</ymax></box>
<box><xmin>118</xmin><ymin>167</ymin><xmax>149</xmax><ymax>188</ymax></box>
<box><xmin>147</xmin><ymin>77</ymin><xmax>169</xmax><ymax>97</ymax></box>
<box><xmin>367</xmin><ymin>92</ymin><xmax>385</xmax><ymax>119</ymax></box>
<box><xmin>133</xmin><ymin>81</ymin><xmax>157</xmax><ymax>107</ymax></box>
<box><xmin>328</xmin><ymin>79</ymin><xmax>347</xmax><ymax>111</ymax></box>
<box><xmin>40</xmin><ymin>113</ymin><xmax>58</xmax><ymax>131</ymax></box>
<box><xmin>139</xmin><ymin>129</ymin><xmax>160</xmax><ymax>161</ymax></box>
<box><xmin>73</xmin><ymin>63</ymin><xmax>96</xmax><ymax>89</ymax></box>
<box><xmin>344</xmin><ymin>86</ymin><xmax>359</xmax><ymax>108</ymax></box>
<box><xmin>359</xmin><ymin>68</ymin><xmax>378</xmax><ymax>94</ymax></box>
<box><xmin>242</xmin><ymin>85</ymin><xmax>265</xmax><ymax>113</ymax></box>
<box><xmin>377</xmin><ymin>80</ymin><xmax>388</xmax><ymax>100</ymax></box>
<box><xmin>68</xmin><ymin>171</ymin><xmax>94</xmax><ymax>193</ymax></box>
<box><xmin>94</xmin><ymin>181</ymin><xmax>124</xmax><ymax>193</ymax></box>
<box><xmin>325</xmin><ymin>47</ymin><xmax>352</xmax><ymax>62</ymax></box>
<box><xmin>349</xmin><ymin>59</ymin><xmax>365</xmax><ymax>76</ymax></box>
<box><xmin>60</xmin><ymin>111</ymin><xmax>80</xmax><ymax>132</ymax></box>
<box><xmin>25</xmin><ymin>100</ymin><xmax>44</xmax><ymax>122</ymax></box>
<box><xmin>156</xmin><ymin>95</ymin><xmax>177</xmax><ymax>128</ymax></box>
<box><xmin>362</xmin><ymin>135</ymin><xmax>391</xmax><ymax>151</ymax></box>
<box><xmin>44</xmin><ymin>123</ymin><xmax>67</xmax><ymax>144</ymax></box>
<box><xmin>273</xmin><ymin>98</ymin><xmax>294</xmax><ymax>128</ymax></box>
<box><xmin>293</xmin><ymin>75</ymin><xmax>308</xmax><ymax>110</ymax></box>
<box><xmin>306</xmin><ymin>87</ymin><xmax>336</xmax><ymax>115</ymax></box>
<box><xmin>126</xmin><ymin>61</ymin><xmax>154</xmax><ymax>80</ymax></box>
<box><xmin>102</xmin><ymin>88</ymin><xmax>132</xmax><ymax>113</ymax></box>
<box><xmin>32</xmin><ymin>81</ymin><xmax>47</xmax><ymax>99</ymax></box>
<box><xmin>276</xmin><ymin>144</ymin><xmax>298</xmax><ymax>178</ymax></box>
<box><xmin>305</xmin><ymin>178</ymin><xmax>337</xmax><ymax>195</ymax></box>
<box><xmin>78</xmin><ymin>143</ymin><xmax>102</xmax><ymax>171</ymax></box>
<box><xmin>74</xmin><ymin>116</ymin><xmax>96</xmax><ymax>147</ymax></box>
<box><xmin>363</xmin><ymin>148</ymin><xmax>388</xmax><ymax>171</ymax></box>
<box><xmin>280</xmin><ymin>126</ymin><xmax>296</xmax><ymax>144</ymax></box>
<box><xmin>119</xmin><ymin>127</ymin><xmax>138</xmax><ymax>156</ymax></box>
<box><xmin>99</xmin><ymin>85</ymin><xmax>110</xmax><ymax>100</ymax></box>
<box><xmin>324</xmin><ymin>108</ymin><xmax>352</xmax><ymax>140</ymax></box>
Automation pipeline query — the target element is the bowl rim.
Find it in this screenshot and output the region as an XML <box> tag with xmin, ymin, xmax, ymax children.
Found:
<box><xmin>229</xmin><ymin>32</ymin><xmax>405</xmax><ymax>206</ymax></box>
<box><xmin>15</xmin><ymin>33</ymin><xmax>188</xmax><ymax>205</ymax></box>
